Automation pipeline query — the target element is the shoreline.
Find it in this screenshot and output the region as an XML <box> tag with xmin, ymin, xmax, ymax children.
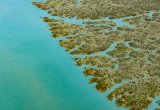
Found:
<box><xmin>32</xmin><ymin>0</ymin><xmax>160</xmax><ymax>110</ymax></box>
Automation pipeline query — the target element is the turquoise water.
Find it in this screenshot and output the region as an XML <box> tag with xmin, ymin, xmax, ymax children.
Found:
<box><xmin>0</xmin><ymin>0</ymin><xmax>128</xmax><ymax>110</ymax></box>
<box><xmin>148</xmin><ymin>97</ymin><xmax>160</xmax><ymax>110</ymax></box>
<box><xmin>0</xmin><ymin>0</ymin><xmax>157</xmax><ymax>110</ymax></box>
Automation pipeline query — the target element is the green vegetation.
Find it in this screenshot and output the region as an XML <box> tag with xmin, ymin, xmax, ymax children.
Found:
<box><xmin>33</xmin><ymin>0</ymin><xmax>160</xmax><ymax>110</ymax></box>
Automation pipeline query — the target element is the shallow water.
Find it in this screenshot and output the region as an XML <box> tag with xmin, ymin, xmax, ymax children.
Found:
<box><xmin>0</xmin><ymin>0</ymin><xmax>158</xmax><ymax>110</ymax></box>
<box><xmin>0</xmin><ymin>0</ymin><xmax>128</xmax><ymax>110</ymax></box>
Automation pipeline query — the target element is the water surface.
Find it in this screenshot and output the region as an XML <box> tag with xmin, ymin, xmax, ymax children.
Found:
<box><xmin>2</xmin><ymin>0</ymin><xmax>157</xmax><ymax>110</ymax></box>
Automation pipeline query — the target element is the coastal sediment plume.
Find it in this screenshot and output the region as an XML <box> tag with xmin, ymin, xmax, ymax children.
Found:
<box><xmin>33</xmin><ymin>0</ymin><xmax>160</xmax><ymax>110</ymax></box>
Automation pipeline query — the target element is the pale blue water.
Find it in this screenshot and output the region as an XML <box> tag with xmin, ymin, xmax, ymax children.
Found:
<box><xmin>148</xmin><ymin>96</ymin><xmax>160</xmax><ymax>110</ymax></box>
